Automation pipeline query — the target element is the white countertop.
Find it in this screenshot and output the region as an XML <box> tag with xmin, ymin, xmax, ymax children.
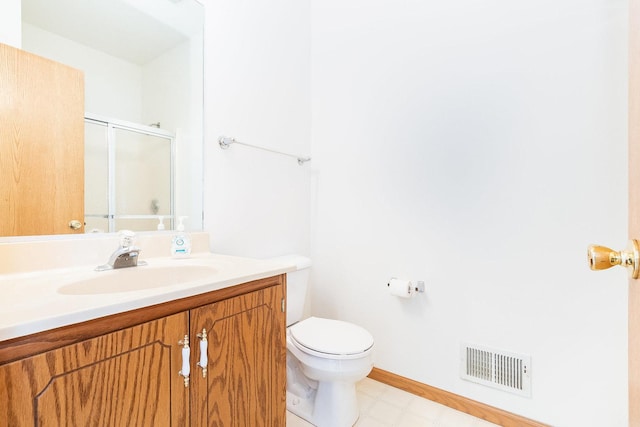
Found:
<box><xmin>0</xmin><ymin>253</ymin><xmax>295</xmax><ymax>342</ymax></box>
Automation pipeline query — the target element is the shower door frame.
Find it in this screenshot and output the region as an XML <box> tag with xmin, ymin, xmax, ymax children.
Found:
<box><xmin>84</xmin><ymin>113</ymin><xmax>176</xmax><ymax>233</ymax></box>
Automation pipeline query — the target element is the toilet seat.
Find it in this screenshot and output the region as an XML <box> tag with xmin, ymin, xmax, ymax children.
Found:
<box><xmin>289</xmin><ymin>317</ymin><xmax>374</xmax><ymax>360</ymax></box>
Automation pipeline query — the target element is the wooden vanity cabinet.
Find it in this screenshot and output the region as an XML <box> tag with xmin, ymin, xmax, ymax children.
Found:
<box><xmin>0</xmin><ymin>276</ymin><xmax>286</xmax><ymax>427</ymax></box>
<box><xmin>190</xmin><ymin>283</ymin><xmax>286</xmax><ymax>426</ymax></box>
<box><xmin>0</xmin><ymin>313</ymin><xmax>189</xmax><ymax>426</ymax></box>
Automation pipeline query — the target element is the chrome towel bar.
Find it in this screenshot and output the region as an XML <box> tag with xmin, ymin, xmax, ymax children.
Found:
<box><xmin>218</xmin><ymin>136</ymin><xmax>311</xmax><ymax>165</ymax></box>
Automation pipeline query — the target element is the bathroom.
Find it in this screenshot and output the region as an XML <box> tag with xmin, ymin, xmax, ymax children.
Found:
<box><xmin>0</xmin><ymin>0</ymin><xmax>631</xmax><ymax>426</ymax></box>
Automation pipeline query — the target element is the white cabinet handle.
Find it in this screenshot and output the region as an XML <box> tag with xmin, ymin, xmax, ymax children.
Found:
<box><xmin>197</xmin><ymin>328</ymin><xmax>208</xmax><ymax>378</ymax></box>
<box><xmin>178</xmin><ymin>335</ymin><xmax>190</xmax><ymax>387</ymax></box>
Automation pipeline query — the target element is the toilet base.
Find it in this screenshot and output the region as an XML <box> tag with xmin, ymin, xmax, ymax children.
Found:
<box><xmin>286</xmin><ymin>380</ymin><xmax>360</xmax><ymax>427</ymax></box>
<box><xmin>285</xmin><ymin>319</ymin><xmax>373</xmax><ymax>427</ymax></box>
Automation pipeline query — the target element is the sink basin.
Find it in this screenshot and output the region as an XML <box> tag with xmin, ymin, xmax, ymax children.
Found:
<box><xmin>58</xmin><ymin>265</ymin><xmax>218</xmax><ymax>295</ymax></box>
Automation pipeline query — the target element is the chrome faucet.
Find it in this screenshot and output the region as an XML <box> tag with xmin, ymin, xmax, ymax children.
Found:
<box><xmin>96</xmin><ymin>230</ymin><xmax>146</xmax><ymax>271</ymax></box>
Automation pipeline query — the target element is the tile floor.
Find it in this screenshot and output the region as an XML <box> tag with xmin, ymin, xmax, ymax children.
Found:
<box><xmin>286</xmin><ymin>377</ymin><xmax>500</xmax><ymax>427</ymax></box>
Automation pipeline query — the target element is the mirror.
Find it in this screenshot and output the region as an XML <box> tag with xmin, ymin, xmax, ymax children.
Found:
<box><xmin>15</xmin><ymin>0</ymin><xmax>203</xmax><ymax>235</ymax></box>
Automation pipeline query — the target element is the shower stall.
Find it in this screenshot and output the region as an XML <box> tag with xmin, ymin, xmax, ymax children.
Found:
<box><xmin>84</xmin><ymin>113</ymin><xmax>175</xmax><ymax>233</ymax></box>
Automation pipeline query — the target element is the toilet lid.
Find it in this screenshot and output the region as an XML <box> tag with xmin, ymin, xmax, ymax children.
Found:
<box><xmin>289</xmin><ymin>317</ymin><xmax>374</xmax><ymax>356</ymax></box>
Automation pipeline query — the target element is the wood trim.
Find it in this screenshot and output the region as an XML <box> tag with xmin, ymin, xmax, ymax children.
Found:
<box><xmin>0</xmin><ymin>274</ymin><xmax>285</xmax><ymax>365</ymax></box>
<box><xmin>631</xmin><ymin>2</ymin><xmax>640</xmax><ymax>425</ymax></box>
<box><xmin>633</xmin><ymin>0</ymin><xmax>640</xmax><ymax>422</ymax></box>
<box><xmin>368</xmin><ymin>367</ymin><xmax>549</xmax><ymax>427</ymax></box>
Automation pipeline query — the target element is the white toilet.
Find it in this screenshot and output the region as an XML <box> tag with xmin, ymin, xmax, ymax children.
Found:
<box><xmin>278</xmin><ymin>255</ymin><xmax>374</xmax><ymax>427</ymax></box>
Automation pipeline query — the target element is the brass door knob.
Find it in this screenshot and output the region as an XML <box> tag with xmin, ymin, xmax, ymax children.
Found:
<box><xmin>587</xmin><ymin>240</ymin><xmax>640</xmax><ymax>278</ymax></box>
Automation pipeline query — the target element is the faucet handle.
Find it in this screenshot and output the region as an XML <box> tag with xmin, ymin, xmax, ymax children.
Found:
<box><xmin>119</xmin><ymin>230</ymin><xmax>136</xmax><ymax>248</ymax></box>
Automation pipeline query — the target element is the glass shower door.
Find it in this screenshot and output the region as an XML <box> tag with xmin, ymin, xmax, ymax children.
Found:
<box><xmin>84</xmin><ymin>116</ymin><xmax>174</xmax><ymax>233</ymax></box>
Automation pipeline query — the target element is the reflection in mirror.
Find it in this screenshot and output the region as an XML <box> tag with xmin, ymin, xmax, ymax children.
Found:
<box><xmin>85</xmin><ymin>116</ymin><xmax>174</xmax><ymax>233</ymax></box>
<box><xmin>113</xmin><ymin>126</ymin><xmax>172</xmax><ymax>231</ymax></box>
<box><xmin>18</xmin><ymin>0</ymin><xmax>203</xmax><ymax>235</ymax></box>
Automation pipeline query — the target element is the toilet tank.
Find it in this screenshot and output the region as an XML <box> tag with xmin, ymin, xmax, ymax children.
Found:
<box><xmin>271</xmin><ymin>255</ymin><xmax>311</xmax><ymax>326</ymax></box>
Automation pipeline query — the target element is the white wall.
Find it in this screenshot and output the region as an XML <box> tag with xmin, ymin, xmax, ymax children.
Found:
<box><xmin>310</xmin><ymin>0</ymin><xmax>628</xmax><ymax>426</ymax></box>
<box><xmin>22</xmin><ymin>23</ymin><xmax>142</xmax><ymax>122</ymax></box>
<box><xmin>142</xmin><ymin>41</ymin><xmax>191</xmax><ymax>132</ymax></box>
<box><xmin>202</xmin><ymin>0</ymin><xmax>628</xmax><ymax>423</ymax></box>
<box><xmin>142</xmin><ymin>38</ymin><xmax>204</xmax><ymax>229</ymax></box>
<box><xmin>0</xmin><ymin>0</ymin><xmax>20</xmax><ymax>48</ymax></box>
<box><xmin>203</xmin><ymin>0</ymin><xmax>312</xmax><ymax>259</ymax></box>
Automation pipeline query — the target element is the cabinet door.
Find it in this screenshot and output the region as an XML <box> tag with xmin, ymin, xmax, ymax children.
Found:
<box><xmin>0</xmin><ymin>312</ymin><xmax>189</xmax><ymax>426</ymax></box>
<box><xmin>190</xmin><ymin>284</ymin><xmax>286</xmax><ymax>426</ymax></box>
<box><xmin>0</xmin><ymin>42</ymin><xmax>85</xmax><ymax>236</ymax></box>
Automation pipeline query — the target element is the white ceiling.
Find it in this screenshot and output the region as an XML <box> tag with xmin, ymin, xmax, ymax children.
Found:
<box><xmin>21</xmin><ymin>0</ymin><xmax>190</xmax><ymax>65</ymax></box>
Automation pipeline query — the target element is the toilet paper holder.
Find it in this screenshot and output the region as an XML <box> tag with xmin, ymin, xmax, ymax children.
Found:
<box><xmin>387</xmin><ymin>278</ymin><xmax>425</xmax><ymax>293</ymax></box>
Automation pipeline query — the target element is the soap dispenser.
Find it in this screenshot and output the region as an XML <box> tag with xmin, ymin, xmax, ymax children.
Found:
<box><xmin>157</xmin><ymin>216</ymin><xmax>165</xmax><ymax>231</ymax></box>
<box><xmin>171</xmin><ymin>216</ymin><xmax>191</xmax><ymax>258</ymax></box>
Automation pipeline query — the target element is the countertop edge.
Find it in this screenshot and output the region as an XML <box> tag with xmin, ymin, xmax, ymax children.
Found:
<box><xmin>0</xmin><ymin>254</ymin><xmax>295</xmax><ymax>342</ymax></box>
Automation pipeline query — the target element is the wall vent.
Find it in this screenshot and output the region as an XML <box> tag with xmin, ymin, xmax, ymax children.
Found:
<box><xmin>460</xmin><ymin>343</ymin><xmax>531</xmax><ymax>397</ymax></box>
